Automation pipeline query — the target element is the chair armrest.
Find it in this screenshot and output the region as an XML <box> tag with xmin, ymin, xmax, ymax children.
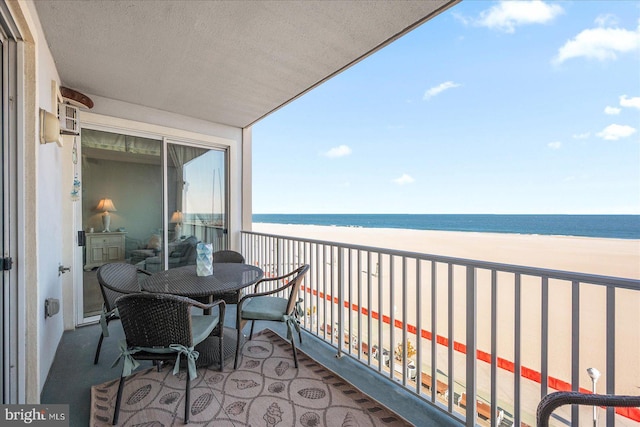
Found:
<box><xmin>239</xmin><ymin>265</ymin><xmax>308</xmax><ymax>309</ymax></box>
<box><xmin>249</xmin><ymin>267</ymin><xmax>303</xmax><ymax>294</ymax></box>
<box><xmin>253</xmin><ymin>269</ymin><xmax>297</xmax><ymax>288</ymax></box>
<box><xmin>188</xmin><ymin>298</ymin><xmax>226</xmax><ymax>324</ymax></box>
<box><xmin>195</xmin><ymin>298</ymin><xmax>226</xmax><ymax>312</ymax></box>
<box><xmin>253</xmin><ymin>281</ymin><xmax>296</xmax><ymax>297</ymax></box>
<box><xmin>136</xmin><ymin>267</ymin><xmax>152</xmax><ymax>276</ymax></box>
<box><xmin>237</xmin><ymin>281</ymin><xmax>297</xmax><ymax>309</ymax></box>
<box><xmin>536</xmin><ymin>392</ymin><xmax>640</xmax><ymax>427</ymax></box>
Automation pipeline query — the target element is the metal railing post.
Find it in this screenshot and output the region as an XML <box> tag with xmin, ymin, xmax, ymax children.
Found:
<box><xmin>338</xmin><ymin>247</ymin><xmax>344</xmax><ymax>358</ymax></box>
<box><xmin>514</xmin><ymin>274</ymin><xmax>522</xmax><ymax>427</ymax></box>
<box><xmin>571</xmin><ymin>281</ymin><xmax>580</xmax><ymax>426</ymax></box>
<box><xmin>465</xmin><ymin>266</ymin><xmax>477</xmax><ymax>427</ymax></box>
<box><xmin>606</xmin><ymin>285</ymin><xmax>615</xmax><ymax>426</ymax></box>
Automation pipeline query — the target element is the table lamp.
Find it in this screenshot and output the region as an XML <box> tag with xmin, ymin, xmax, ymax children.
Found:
<box><xmin>96</xmin><ymin>198</ymin><xmax>117</xmax><ymax>232</ymax></box>
<box><xmin>170</xmin><ymin>210</ymin><xmax>183</xmax><ymax>241</ymax></box>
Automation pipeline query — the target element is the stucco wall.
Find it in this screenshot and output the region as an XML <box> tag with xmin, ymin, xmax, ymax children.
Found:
<box><xmin>13</xmin><ymin>0</ymin><xmax>67</xmax><ymax>400</ymax></box>
<box><xmin>33</xmin><ymin>6</ymin><xmax>65</xmax><ymax>400</ymax></box>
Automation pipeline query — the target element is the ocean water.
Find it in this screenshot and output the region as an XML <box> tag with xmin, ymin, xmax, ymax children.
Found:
<box><xmin>253</xmin><ymin>214</ymin><xmax>640</xmax><ymax>239</ymax></box>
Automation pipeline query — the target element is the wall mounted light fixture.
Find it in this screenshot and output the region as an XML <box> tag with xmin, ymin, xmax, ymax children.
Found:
<box><xmin>39</xmin><ymin>108</ymin><xmax>62</xmax><ymax>146</ymax></box>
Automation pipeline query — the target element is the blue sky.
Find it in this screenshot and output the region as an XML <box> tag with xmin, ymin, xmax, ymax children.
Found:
<box><xmin>252</xmin><ymin>1</ymin><xmax>640</xmax><ymax>214</ymax></box>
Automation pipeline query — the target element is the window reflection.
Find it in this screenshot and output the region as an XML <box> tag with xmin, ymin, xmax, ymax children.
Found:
<box><xmin>167</xmin><ymin>143</ymin><xmax>227</xmax><ymax>269</ymax></box>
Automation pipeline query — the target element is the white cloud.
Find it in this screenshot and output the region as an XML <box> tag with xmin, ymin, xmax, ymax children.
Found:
<box><xmin>423</xmin><ymin>81</ymin><xmax>461</xmax><ymax>100</ymax></box>
<box><xmin>324</xmin><ymin>145</ymin><xmax>352</xmax><ymax>158</ymax></box>
<box><xmin>572</xmin><ymin>132</ymin><xmax>590</xmax><ymax>139</ymax></box>
<box><xmin>596</xmin><ymin>124</ymin><xmax>637</xmax><ymax>140</ymax></box>
<box><xmin>547</xmin><ymin>141</ymin><xmax>562</xmax><ymax>149</ymax></box>
<box><xmin>553</xmin><ymin>23</ymin><xmax>640</xmax><ymax>64</ymax></box>
<box><xmin>392</xmin><ymin>174</ymin><xmax>415</xmax><ymax>185</ymax></box>
<box><xmin>595</xmin><ymin>14</ymin><xmax>619</xmax><ymax>28</ymax></box>
<box><xmin>476</xmin><ymin>1</ymin><xmax>563</xmax><ymax>33</ymax></box>
<box><xmin>620</xmin><ymin>95</ymin><xmax>640</xmax><ymax>109</ymax></box>
<box><xmin>604</xmin><ymin>106</ymin><xmax>621</xmax><ymax>115</ymax></box>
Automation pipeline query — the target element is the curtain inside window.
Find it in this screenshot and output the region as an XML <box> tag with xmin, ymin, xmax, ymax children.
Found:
<box><xmin>82</xmin><ymin>129</ymin><xmax>160</xmax><ymax>156</ymax></box>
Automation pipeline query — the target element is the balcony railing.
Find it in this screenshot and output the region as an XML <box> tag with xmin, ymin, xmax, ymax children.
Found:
<box><xmin>241</xmin><ymin>230</ymin><xmax>640</xmax><ymax>426</ymax></box>
<box><xmin>182</xmin><ymin>222</ymin><xmax>226</xmax><ymax>251</ymax></box>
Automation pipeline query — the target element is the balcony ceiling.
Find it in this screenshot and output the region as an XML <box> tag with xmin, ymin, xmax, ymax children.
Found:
<box><xmin>34</xmin><ymin>0</ymin><xmax>457</xmax><ymax>128</ymax></box>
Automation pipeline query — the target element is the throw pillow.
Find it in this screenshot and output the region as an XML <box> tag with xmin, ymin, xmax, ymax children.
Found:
<box><xmin>147</xmin><ymin>234</ymin><xmax>162</xmax><ymax>250</ymax></box>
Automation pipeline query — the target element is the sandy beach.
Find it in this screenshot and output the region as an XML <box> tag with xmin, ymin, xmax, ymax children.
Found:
<box><xmin>251</xmin><ymin>223</ymin><xmax>640</xmax><ymax>424</ymax></box>
<box><xmin>253</xmin><ymin>223</ymin><xmax>640</xmax><ymax>279</ymax></box>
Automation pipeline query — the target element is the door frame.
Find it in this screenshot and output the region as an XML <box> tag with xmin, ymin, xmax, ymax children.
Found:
<box><xmin>164</xmin><ymin>137</ymin><xmax>231</xmax><ymax>263</ymax></box>
<box><xmin>0</xmin><ymin>0</ymin><xmax>23</xmax><ymax>403</ymax></box>
<box><xmin>74</xmin><ymin>114</ymin><xmax>235</xmax><ymax>326</ymax></box>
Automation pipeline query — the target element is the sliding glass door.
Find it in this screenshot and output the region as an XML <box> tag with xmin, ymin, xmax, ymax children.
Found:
<box><xmin>166</xmin><ymin>142</ymin><xmax>228</xmax><ymax>257</ymax></box>
<box><xmin>78</xmin><ymin>129</ymin><xmax>228</xmax><ymax>322</ymax></box>
<box><xmin>80</xmin><ymin>129</ymin><xmax>163</xmax><ymax>319</ymax></box>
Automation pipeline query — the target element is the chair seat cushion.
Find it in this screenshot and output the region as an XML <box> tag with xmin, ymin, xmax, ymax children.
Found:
<box><xmin>242</xmin><ymin>296</ymin><xmax>288</xmax><ymax>321</ymax></box>
<box><xmin>191</xmin><ymin>314</ymin><xmax>220</xmax><ymax>345</ymax></box>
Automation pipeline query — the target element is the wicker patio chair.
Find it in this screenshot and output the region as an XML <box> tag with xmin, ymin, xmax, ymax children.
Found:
<box><xmin>212</xmin><ymin>250</ymin><xmax>245</xmax><ymax>304</ymax></box>
<box><xmin>212</xmin><ymin>249</ymin><xmax>245</xmax><ymax>264</ymax></box>
<box><xmin>112</xmin><ymin>292</ymin><xmax>226</xmax><ymax>425</ymax></box>
<box><xmin>536</xmin><ymin>391</ymin><xmax>640</xmax><ymax>427</ymax></box>
<box><xmin>94</xmin><ymin>262</ymin><xmax>151</xmax><ymax>364</ymax></box>
<box><xmin>234</xmin><ymin>264</ymin><xmax>310</xmax><ymax>369</ymax></box>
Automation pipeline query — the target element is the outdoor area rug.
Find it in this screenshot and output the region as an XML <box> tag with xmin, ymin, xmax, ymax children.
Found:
<box><xmin>90</xmin><ymin>329</ymin><xmax>412</xmax><ymax>426</ymax></box>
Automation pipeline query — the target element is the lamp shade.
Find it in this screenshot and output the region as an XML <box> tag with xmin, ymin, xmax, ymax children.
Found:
<box><xmin>170</xmin><ymin>210</ymin><xmax>183</xmax><ymax>223</ymax></box>
<box><xmin>96</xmin><ymin>198</ymin><xmax>117</xmax><ymax>212</ymax></box>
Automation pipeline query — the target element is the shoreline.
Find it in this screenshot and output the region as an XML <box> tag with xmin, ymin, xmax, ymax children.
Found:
<box><xmin>254</xmin><ymin>221</ymin><xmax>639</xmax><ymax>241</ymax></box>
<box><xmin>252</xmin><ymin>222</ymin><xmax>640</xmax><ymax>279</ymax></box>
<box><xmin>252</xmin><ymin>214</ymin><xmax>640</xmax><ymax>240</ymax></box>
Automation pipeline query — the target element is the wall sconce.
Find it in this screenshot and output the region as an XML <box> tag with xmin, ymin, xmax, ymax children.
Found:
<box><xmin>96</xmin><ymin>198</ymin><xmax>117</xmax><ymax>232</ymax></box>
<box><xmin>39</xmin><ymin>108</ymin><xmax>62</xmax><ymax>147</ymax></box>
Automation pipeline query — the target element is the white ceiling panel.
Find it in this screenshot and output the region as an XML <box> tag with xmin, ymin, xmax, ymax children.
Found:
<box><xmin>34</xmin><ymin>0</ymin><xmax>458</xmax><ymax>128</ymax></box>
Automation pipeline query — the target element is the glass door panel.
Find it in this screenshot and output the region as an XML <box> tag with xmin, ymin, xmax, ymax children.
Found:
<box><xmin>0</xmin><ymin>36</ymin><xmax>6</xmax><ymax>403</ymax></box>
<box><xmin>80</xmin><ymin>129</ymin><xmax>162</xmax><ymax>318</ymax></box>
<box><xmin>77</xmin><ymin>132</ymin><xmax>228</xmax><ymax>323</ymax></box>
<box><xmin>166</xmin><ymin>143</ymin><xmax>227</xmax><ymax>269</ymax></box>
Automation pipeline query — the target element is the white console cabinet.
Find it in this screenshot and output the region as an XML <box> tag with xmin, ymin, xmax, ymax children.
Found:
<box><xmin>84</xmin><ymin>232</ymin><xmax>126</xmax><ymax>270</ymax></box>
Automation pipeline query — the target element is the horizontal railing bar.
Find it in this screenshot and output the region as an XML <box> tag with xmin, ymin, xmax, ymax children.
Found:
<box><xmin>242</xmin><ymin>231</ymin><xmax>639</xmax><ymax>289</ymax></box>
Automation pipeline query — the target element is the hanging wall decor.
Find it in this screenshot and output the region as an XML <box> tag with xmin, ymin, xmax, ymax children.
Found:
<box><xmin>70</xmin><ymin>137</ymin><xmax>81</xmax><ymax>201</ymax></box>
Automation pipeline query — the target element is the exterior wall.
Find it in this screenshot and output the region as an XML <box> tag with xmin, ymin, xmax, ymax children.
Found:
<box><xmin>9</xmin><ymin>0</ymin><xmax>64</xmax><ymax>402</ymax></box>
<box><xmin>8</xmin><ymin>0</ymin><xmax>246</xmax><ymax>401</ymax></box>
<box><xmin>242</xmin><ymin>127</ymin><xmax>253</xmax><ymax>232</ymax></box>
<box><xmin>35</xmin><ymin>27</ymin><xmax>66</xmax><ymax>403</ymax></box>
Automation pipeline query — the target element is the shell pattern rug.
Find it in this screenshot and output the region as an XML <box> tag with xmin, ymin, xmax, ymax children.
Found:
<box><xmin>91</xmin><ymin>329</ymin><xmax>412</xmax><ymax>426</ymax></box>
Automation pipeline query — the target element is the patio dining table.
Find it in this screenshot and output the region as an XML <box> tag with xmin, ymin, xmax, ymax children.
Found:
<box><xmin>141</xmin><ymin>262</ymin><xmax>264</xmax><ymax>301</ymax></box>
<box><xmin>141</xmin><ymin>262</ymin><xmax>264</xmax><ymax>368</ymax></box>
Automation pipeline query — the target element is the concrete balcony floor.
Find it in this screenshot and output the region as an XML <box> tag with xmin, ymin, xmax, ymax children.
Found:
<box><xmin>41</xmin><ymin>304</ymin><xmax>459</xmax><ymax>427</ymax></box>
